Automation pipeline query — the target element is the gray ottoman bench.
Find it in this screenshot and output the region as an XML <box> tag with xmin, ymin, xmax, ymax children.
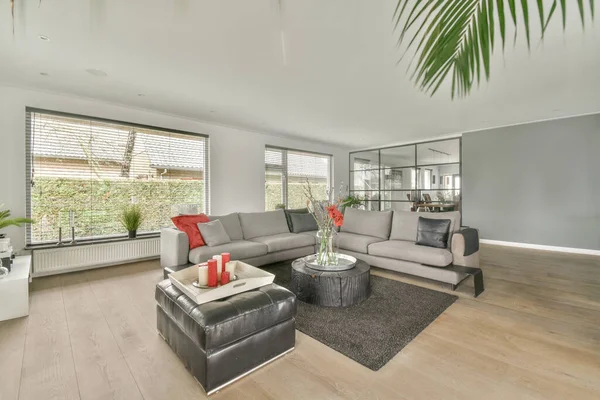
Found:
<box><xmin>155</xmin><ymin>280</ymin><xmax>296</xmax><ymax>395</ymax></box>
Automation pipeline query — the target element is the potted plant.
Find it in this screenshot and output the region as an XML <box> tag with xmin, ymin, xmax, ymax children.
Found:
<box><xmin>0</xmin><ymin>205</ymin><xmax>33</xmax><ymax>238</ymax></box>
<box><xmin>120</xmin><ymin>205</ymin><xmax>143</xmax><ymax>239</ymax></box>
<box><xmin>340</xmin><ymin>194</ymin><xmax>364</xmax><ymax>212</ymax></box>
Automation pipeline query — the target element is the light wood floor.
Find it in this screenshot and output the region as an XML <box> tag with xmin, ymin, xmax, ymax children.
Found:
<box><xmin>1</xmin><ymin>244</ymin><xmax>599</xmax><ymax>400</ymax></box>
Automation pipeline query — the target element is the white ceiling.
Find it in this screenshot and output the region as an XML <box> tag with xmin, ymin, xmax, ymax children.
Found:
<box><xmin>1</xmin><ymin>0</ymin><xmax>599</xmax><ymax>148</ymax></box>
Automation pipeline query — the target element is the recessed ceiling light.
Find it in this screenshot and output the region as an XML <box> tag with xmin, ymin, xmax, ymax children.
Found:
<box><xmin>40</xmin><ymin>72</ymin><xmax>49</xmax><ymax>76</ymax></box>
<box><xmin>86</xmin><ymin>69</ymin><xmax>108</xmax><ymax>77</ymax></box>
<box><xmin>39</xmin><ymin>35</ymin><xmax>51</xmax><ymax>41</ymax></box>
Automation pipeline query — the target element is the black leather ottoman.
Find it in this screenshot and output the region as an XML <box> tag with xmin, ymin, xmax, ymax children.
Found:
<box><xmin>155</xmin><ymin>280</ymin><xmax>296</xmax><ymax>395</ymax></box>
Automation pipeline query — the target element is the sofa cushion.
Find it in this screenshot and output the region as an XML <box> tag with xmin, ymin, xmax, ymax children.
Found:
<box><xmin>155</xmin><ymin>280</ymin><xmax>296</xmax><ymax>350</ymax></box>
<box><xmin>197</xmin><ymin>220</ymin><xmax>231</xmax><ymax>247</ymax></box>
<box><xmin>208</xmin><ymin>213</ymin><xmax>243</xmax><ymax>241</ymax></box>
<box><xmin>189</xmin><ymin>240</ymin><xmax>268</xmax><ymax>264</ymax></box>
<box><xmin>283</xmin><ymin>208</ymin><xmax>309</xmax><ymax>231</ymax></box>
<box><xmin>337</xmin><ymin>232</ymin><xmax>385</xmax><ymax>254</ymax></box>
<box><xmin>368</xmin><ymin>240</ymin><xmax>452</xmax><ymax>267</ymax></box>
<box><xmin>250</xmin><ymin>233</ymin><xmax>315</xmax><ymax>253</ymax></box>
<box><xmin>297</xmin><ymin>230</ymin><xmax>318</xmax><ymax>245</ymax></box>
<box><xmin>341</xmin><ymin>208</ymin><xmax>392</xmax><ymax>239</ymax></box>
<box><xmin>289</xmin><ymin>213</ymin><xmax>318</xmax><ymax>233</ymax></box>
<box><xmin>390</xmin><ymin>211</ymin><xmax>461</xmax><ymax>243</ymax></box>
<box><xmin>239</xmin><ymin>210</ymin><xmax>290</xmax><ymax>239</ymax></box>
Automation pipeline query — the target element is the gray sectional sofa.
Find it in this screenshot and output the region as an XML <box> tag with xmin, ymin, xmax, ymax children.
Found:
<box><xmin>160</xmin><ymin>208</ymin><xmax>480</xmax><ymax>288</ymax></box>
<box><xmin>161</xmin><ymin>210</ymin><xmax>316</xmax><ymax>270</ymax></box>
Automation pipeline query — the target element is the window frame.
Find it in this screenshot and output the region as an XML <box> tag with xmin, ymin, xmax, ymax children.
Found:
<box><xmin>264</xmin><ymin>145</ymin><xmax>333</xmax><ymax>210</ymax></box>
<box><xmin>25</xmin><ymin>107</ymin><xmax>210</xmax><ymax>246</ymax></box>
<box><xmin>349</xmin><ymin>137</ymin><xmax>462</xmax><ymax>213</ymax></box>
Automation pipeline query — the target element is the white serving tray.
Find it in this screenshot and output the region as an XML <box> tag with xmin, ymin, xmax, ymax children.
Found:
<box><xmin>168</xmin><ymin>260</ymin><xmax>275</xmax><ymax>305</ymax></box>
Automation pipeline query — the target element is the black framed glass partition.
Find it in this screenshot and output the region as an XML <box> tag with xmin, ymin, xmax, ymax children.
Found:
<box><xmin>349</xmin><ymin>138</ymin><xmax>461</xmax><ymax>213</ymax></box>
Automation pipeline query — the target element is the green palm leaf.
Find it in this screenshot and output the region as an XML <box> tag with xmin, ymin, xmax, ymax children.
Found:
<box><xmin>0</xmin><ymin>217</ymin><xmax>34</xmax><ymax>230</ymax></box>
<box><xmin>0</xmin><ymin>205</ymin><xmax>34</xmax><ymax>230</ymax></box>
<box><xmin>394</xmin><ymin>0</ymin><xmax>595</xmax><ymax>98</ymax></box>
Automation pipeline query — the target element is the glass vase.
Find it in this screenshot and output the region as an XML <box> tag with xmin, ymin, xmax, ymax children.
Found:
<box><xmin>316</xmin><ymin>228</ymin><xmax>338</xmax><ymax>266</ymax></box>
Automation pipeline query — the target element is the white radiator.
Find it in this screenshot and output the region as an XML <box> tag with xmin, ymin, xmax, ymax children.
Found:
<box><xmin>32</xmin><ymin>237</ymin><xmax>160</xmax><ymax>277</ymax></box>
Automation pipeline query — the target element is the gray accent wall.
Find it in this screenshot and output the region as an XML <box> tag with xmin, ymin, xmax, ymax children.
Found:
<box><xmin>462</xmin><ymin>114</ymin><xmax>600</xmax><ymax>251</ymax></box>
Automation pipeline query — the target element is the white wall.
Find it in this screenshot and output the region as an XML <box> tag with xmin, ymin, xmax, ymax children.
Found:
<box><xmin>0</xmin><ymin>85</ymin><xmax>350</xmax><ymax>251</ymax></box>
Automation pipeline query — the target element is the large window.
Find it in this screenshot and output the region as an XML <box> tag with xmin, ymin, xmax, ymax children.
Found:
<box><xmin>26</xmin><ymin>109</ymin><xmax>209</xmax><ymax>245</ymax></box>
<box><xmin>349</xmin><ymin>138</ymin><xmax>461</xmax><ymax>213</ymax></box>
<box><xmin>265</xmin><ymin>146</ymin><xmax>332</xmax><ymax>210</ymax></box>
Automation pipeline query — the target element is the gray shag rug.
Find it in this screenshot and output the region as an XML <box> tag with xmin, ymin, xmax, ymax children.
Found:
<box><xmin>262</xmin><ymin>261</ymin><xmax>458</xmax><ymax>371</ymax></box>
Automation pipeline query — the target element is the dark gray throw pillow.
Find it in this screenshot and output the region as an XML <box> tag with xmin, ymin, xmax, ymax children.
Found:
<box><xmin>283</xmin><ymin>208</ymin><xmax>309</xmax><ymax>231</ymax></box>
<box><xmin>197</xmin><ymin>220</ymin><xmax>231</xmax><ymax>247</ymax></box>
<box><xmin>416</xmin><ymin>217</ymin><xmax>451</xmax><ymax>249</ymax></box>
<box><xmin>289</xmin><ymin>212</ymin><xmax>318</xmax><ymax>233</ymax></box>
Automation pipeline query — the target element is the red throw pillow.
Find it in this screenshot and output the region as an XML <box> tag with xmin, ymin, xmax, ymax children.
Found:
<box><xmin>171</xmin><ymin>214</ymin><xmax>210</xmax><ymax>249</ymax></box>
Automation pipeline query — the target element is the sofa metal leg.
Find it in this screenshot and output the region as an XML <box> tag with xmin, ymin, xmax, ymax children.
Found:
<box><xmin>446</xmin><ymin>265</ymin><xmax>485</xmax><ymax>298</ymax></box>
<box><xmin>472</xmin><ymin>269</ymin><xmax>484</xmax><ymax>298</ymax></box>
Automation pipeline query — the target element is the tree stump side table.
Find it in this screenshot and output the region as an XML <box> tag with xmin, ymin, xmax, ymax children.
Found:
<box><xmin>291</xmin><ymin>258</ymin><xmax>371</xmax><ymax>307</ymax></box>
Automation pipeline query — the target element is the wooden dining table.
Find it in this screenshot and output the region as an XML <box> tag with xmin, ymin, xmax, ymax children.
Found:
<box><xmin>415</xmin><ymin>202</ymin><xmax>458</xmax><ymax>211</ymax></box>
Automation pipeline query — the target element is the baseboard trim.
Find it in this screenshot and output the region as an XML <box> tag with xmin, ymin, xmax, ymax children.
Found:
<box><xmin>480</xmin><ymin>239</ymin><xmax>600</xmax><ymax>256</ymax></box>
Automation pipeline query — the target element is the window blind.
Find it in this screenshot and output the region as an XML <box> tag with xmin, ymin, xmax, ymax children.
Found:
<box><xmin>25</xmin><ymin>108</ymin><xmax>209</xmax><ymax>245</ymax></box>
<box><xmin>265</xmin><ymin>146</ymin><xmax>332</xmax><ymax>210</ymax></box>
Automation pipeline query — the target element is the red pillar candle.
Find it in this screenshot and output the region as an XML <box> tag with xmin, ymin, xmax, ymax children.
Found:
<box><xmin>207</xmin><ymin>259</ymin><xmax>218</xmax><ymax>287</ymax></box>
<box><xmin>221</xmin><ymin>271</ymin><xmax>230</xmax><ymax>285</ymax></box>
<box><xmin>221</xmin><ymin>253</ymin><xmax>230</xmax><ymax>274</ymax></box>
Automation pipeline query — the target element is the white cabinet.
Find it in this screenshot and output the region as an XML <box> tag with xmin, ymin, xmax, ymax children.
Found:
<box><xmin>0</xmin><ymin>255</ymin><xmax>31</xmax><ymax>321</ymax></box>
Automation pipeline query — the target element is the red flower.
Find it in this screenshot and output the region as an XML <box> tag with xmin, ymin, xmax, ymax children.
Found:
<box><xmin>327</xmin><ymin>206</ymin><xmax>344</xmax><ymax>227</ymax></box>
<box><xmin>327</xmin><ymin>206</ymin><xmax>337</xmax><ymax>219</ymax></box>
<box><xmin>333</xmin><ymin>215</ymin><xmax>344</xmax><ymax>227</ymax></box>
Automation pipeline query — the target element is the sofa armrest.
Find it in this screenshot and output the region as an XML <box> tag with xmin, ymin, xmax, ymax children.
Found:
<box><xmin>160</xmin><ymin>228</ymin><xmax>190</xmax><ymax>269</ymax></box>
<box><xmin>451</xmin><ymin>228</ymin><xmax>480</xmax><ymax>268</ymax></box>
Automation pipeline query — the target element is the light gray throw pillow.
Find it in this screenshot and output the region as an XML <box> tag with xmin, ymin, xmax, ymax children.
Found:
<box><xmin>208</xmin><ymin>213</ymin><xmax>243</xmax><ymax>241</ymax></box>
<box><xmin>197</xmin><ymin>220</ymin><xmax>231</xmax><ymax>247</ymax></box>
<box><xmin>289</xmin><ymin>213</ymin><xmax>318</xmax><ymax>233</ymax></box>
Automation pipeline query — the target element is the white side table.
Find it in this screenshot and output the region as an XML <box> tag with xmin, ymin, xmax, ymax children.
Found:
<box><xmin>0</xmin><ymin>255</ymin><xmax>31</xmax><ymax>321</ymax></box>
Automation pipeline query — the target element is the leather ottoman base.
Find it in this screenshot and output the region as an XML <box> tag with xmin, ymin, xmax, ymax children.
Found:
<box><xmin>157</xmin><ymin>305</ymin><xmax>295</xmax><ymax>395</ymax></box>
